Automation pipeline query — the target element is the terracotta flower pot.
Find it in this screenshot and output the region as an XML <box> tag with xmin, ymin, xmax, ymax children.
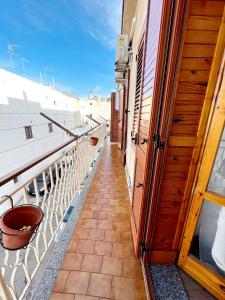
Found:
<box><xmin>90</xmin><ymin>137</ymin><xmax>99</xmax><ymax>146</ymax></box>
<box><xmin>0</xmin><ymin>198</ymin><xmax>43</xmax><ymax>250</ymax></box>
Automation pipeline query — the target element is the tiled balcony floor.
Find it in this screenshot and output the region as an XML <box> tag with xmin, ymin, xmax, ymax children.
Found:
<box><xmin>50</xmin><ymin>143</ymin><xmax>147</xmax><ymax>300</ymax></box>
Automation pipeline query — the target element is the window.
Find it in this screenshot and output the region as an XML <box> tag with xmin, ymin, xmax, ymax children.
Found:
<box><xmin>25</xmin><ymin>125</ymin><xmax>33</xmax><ymax>139</ymax></box>
<box><xmin>48</xmin><ymin>122</ymin><xmax>53</xmax><ymax>133</ymax></box>
<box><xmin>13</xmin><ymin>176</ymin><xmax>18</xmax><ymax>184</ymax></box>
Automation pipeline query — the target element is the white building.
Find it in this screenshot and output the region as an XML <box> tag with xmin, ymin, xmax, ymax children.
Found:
<box><xmin>0</xmin><ymin>69</ymin><xmax>82</xmax><ymax>208</ymax></box>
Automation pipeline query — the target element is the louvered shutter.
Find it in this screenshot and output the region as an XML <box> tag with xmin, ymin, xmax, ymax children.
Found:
<box><xmin>132</xmin><ymin>38</ymin><xmax>145</xmax><ymax>138</ymax></box>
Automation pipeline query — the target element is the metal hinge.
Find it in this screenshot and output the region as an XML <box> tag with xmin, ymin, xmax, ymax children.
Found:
<box><xmin>151</xmin><ymin>133</ymin><xmax>160</xmax><ymax>142</ymax></box>
<box><xmin>158</xmin><ymin>141</ymin><xmax>166</xmax><ymax>149</ymax></box>
<box><xmin>151</xmin><ymin>134</ymin><xmax>165</xmax><ymax>149</ymax></box>
<box><xmin>140</xmin><ymin>240</ymin><xmax>150</xmax><ymax>253</ymax></box>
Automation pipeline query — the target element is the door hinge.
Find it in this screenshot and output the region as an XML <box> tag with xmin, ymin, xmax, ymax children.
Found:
<box><xmin>151</xmin><ymin>134</ymin><xmax>166</xmax><ymax>149</ymax></box>
<box><xmin>151</xmin><ymin>133</ymin><xmax>160</xmax><ymax>142</ymax></box>
<box><xmin>140</xmin><ymin>240</ymin><xmax>150</xmax><ymax>253</ymax></box>
<box><xmin>158</xmin><ymin>140</ymin><xmax>166</xmax><ymax>149</ymax></box>
<box><xmin>125</xmin><ymin>109</ymin><xmax>130</xmax><ymax>113</ymax></box>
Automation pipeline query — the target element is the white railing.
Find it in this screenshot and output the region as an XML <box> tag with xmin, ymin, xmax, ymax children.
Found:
<box><xmin>0</xmin><ymin>123</ymin><xmax>106</xmax><ymax>300</ymax></box>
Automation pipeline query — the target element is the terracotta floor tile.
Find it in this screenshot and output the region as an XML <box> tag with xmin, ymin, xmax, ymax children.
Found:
<box><xmin>76</xmin><ymin>239</ymin><xmax>95</xmax><ymax>254</ymax></box>
<box><xmin>104</xmin><ymin>231</ymin><xmax>121</xmax><ymax>243</ymax></box>
<box><xmin>84</xmin><ymin>204</ymin><xmax>102</xmax><ymax>211</ymax></box>
<box><xmin>101</xmin><ymin>205</ymin><xmax>114</xmax><ymax>212</ymax></box>
<box><xmin>101</xmin><ymin>256</ymin><xmax>122</xmax><ymax>276</ymax></box>
<box><xmin>77</xmin><ymin>219</ymin><xmax>98</xmax><ymax>229</ymax></box>
<box><xmin>73</xmin><ymin>229</ymin><xmax>90</xmax><ymax>240</ymax></box>
<box><xmin>52</xmin><ymin>270</ymin><xmax>69</xmax><ymax>292</ymax></box>
<box><xmin>120</xmin><ymin>231</ymin><xmax>133</xmax><ymax>242</ymax></box>
<box><xmin>96</xmin><ymin>198</ymin><xmax>109</xmax><ymax>205</ymax></box>
<box><xmin>122</xmin><ymin>259</ymin><xmax>143</xmax><ymax>279</ymax></box>
<box><xmin>75</xmin><ymin>295</ymin><xmax>99</xmax><ymax>300</ymax></box>
<box><xmin>111</xmin><ymin>276</ymin><xmax>135</xmax><ymax>300</ymax></box>
<box><xmin>51</xmin><ymin>143</ymin><xmax>146</xmax><ymax>300</ymax></box>
<box><xmin>67</xmin><ymin>239</ymin><xmax>78</xmax><ymax>252</ymax></box>
<box><xmin>86</xmin><ymin>198</ymin><xmax>97</xmax><ymax>204</ymax></box>
<box><xmin>50</xmin><ymin>293</ymin><xmax>75</xmax><ymax>300</ymax></box>
<box><xmin>112</xmin><ymin>221</ymin><xmax>131</xmax><ymax>232</ymax></box>
<box><xmin>88</xmin><ymin>273</ymin><xmax>112</xmax><ymax>298</ymax></box>
<box><xmin>114</xmin><ymin>206</ymin><xmax>130</xmax><ymax>214</ymax></box>
<box><xmin>80</xmin><ymin>210</ymin><xmax>95</xmax><ymax>219</ymax></box>
<box><xmin>134</xmin><ymin>280</ymin><xmax>147</xmax><ymax>300</ymax></box>
<box><xmin>112</xmin><ymin>243</ymin><xmax>135</xmax><ymax>259</ymax></box>
<box><xmin>65</xmin><ymin>271</ymin><xmax>90</xmax><ymax>294</ymax></box>
<box><xmin>98</xmin><ymin>220</ymin><xmax>113</xmax><ymax>230</ymax></box>
<box><xmin>88</xmin><ymin>228</ymin><xmax>105</xmax><ymax>241</ymax></box>
<box><xmin>81</xmin><ymin>254</ymin><xmax>103</xmax><ymax>273</ymax></box>
<box><xmin>94</xmin><ymin>241</ymin><xmax>113</xmax><ymax>256</ymax></box>
<box><xmin>62</xmin><ymin>253</ymin><xmax>83</xmax><ymax>271</ymax></box>
<box><xmin>108</xmin><ymin>199</ymin><xmax>120</xmax><ymax>206</ymax></box>
<box><xmin>97</xmin><ymin>211</ymin><xmax>108</xmax><ymax>220</ymax></box>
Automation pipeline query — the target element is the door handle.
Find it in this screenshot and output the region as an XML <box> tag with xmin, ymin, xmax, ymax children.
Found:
<box><xmin>131</xmin><ymin>133</ymin><xmax>138</xmax><ymax>144</ymax></box>
<box><xmin>136</xmin><ymin>183</ymin><xmax>143</xmax><ymax>188</ymax></box>
<box><xmin>141</xmin><ymin>138</ymin><xmax>148</xmax><ymax>145</ymax></box>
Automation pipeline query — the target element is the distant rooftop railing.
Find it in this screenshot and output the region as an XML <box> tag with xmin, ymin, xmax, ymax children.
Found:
<box><xmin>0</xmin><ymin>123</ymin><xmax>106</xmax><ymax>300</ymax></box>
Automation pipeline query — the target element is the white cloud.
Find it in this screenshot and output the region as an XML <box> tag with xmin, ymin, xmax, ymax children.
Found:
<box><xmin>78</xmin><ymin>0</ymin><xmax>122</xmax><ymax>49</ymax></box>
<box><xmin>26</xmin><ymin>13</ymin><xmax>54</xmax><ymax>35</ymax></box>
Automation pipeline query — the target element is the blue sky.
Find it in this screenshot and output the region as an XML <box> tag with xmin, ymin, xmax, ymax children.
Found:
<box><xmin>0</xmin><ymin>0</ymin><xmax>122</xmax><ymax>97</ymax></box>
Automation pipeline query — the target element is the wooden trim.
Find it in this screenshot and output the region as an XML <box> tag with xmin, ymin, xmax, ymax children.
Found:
<box><xmin>183</xmin><ymin>257</ymin><xmax>225</xmax><ymax>299</ymax></box>
<box><xmin>168</xmin><ymin>136</ymin><xmax>196</xmax><ymax>147</ymax></box>
<box><xmin>178</xmin><ymin>61</ymin><xmax>225</xmax><ymax>267</ymax></box>
<box><xmin>177</xmin><ymin>11</ymin><xmax>225</xmax><ymax>296</ymax></box>
<box><xmin>148</xmin><ymin>250</ymin><xmax>177</xmax><ymax>264</ymax></box>
<box><xmin>143</xmin><ymin>0</ymin><xmax>188</xmax><ymax>260</ymax></box>
<box><xmin>174</xmin><ymin>7</ymin><xmax>225</xmax><ymax>252</ymax></box>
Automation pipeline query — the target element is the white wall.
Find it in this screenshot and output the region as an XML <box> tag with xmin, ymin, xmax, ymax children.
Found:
<box><xmin>124</xmin><ymin>0</ymin><xmax>148</xmax><ymax>191</ymax></box>
<box><xmin>80</xmin><ymin>97</ymin><xmax>111</xmax><ymax>121</ymax></box>
<box><xmin>0</xmin><ymin>69</ymin><xmax>82</xmax><ymax>203</ymax></box>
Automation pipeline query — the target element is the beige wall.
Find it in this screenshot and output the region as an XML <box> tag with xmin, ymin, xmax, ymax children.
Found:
<box><xmin>121</xmin><ymin>0</ymin><xmax>137</xmax><ymax>35</ymax></box>
<box><xmin>125</xmin><ymin>0</ymin><xmax>148</xmax><ymax>193</ymax></box>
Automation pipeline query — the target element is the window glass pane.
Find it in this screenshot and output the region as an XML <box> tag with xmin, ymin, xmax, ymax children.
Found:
<box><xmin>189</xmin><ymin>199</ymin><xmax>225</xmax><ymax>277</ymax></box>
<box><xmin>208</xmin><ymin>127</ymin><xmax>225</xmax><ymax>196</ymax></box>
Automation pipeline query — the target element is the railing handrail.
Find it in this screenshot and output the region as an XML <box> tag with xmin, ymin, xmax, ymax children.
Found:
<box><xmin>0</xmin><ymin>124</ymin><xmax>102</xmax><ymax>187</ymax></box>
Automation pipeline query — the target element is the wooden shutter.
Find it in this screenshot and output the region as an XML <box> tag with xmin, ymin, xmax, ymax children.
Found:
<box><xmin>118</xmin><ymin>87</ymin><xmax>125</xmax><ymax>150</ymax></box>
<box><xmin>132</xmin><ymin>37</ymin><xmax>145</xmax><ymax>138</ymax></box>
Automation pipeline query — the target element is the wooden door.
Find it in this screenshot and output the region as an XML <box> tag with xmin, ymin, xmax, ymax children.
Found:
<box><xmin>131</xmin><ymin>0</ymin><xmax>164</xmax><ymax>255</ymax></box>
<box><xmin>117</xmin><ymin>86</ymin><xmax>125</xmax><ymax>151</ymax></box>
<box><xmin>121</xmin><ymin>70</ymin><xmax>130</xmax><ymax>165</ymax></box>
<box><xmin>178</xmin><ymin>63</ymin><xmax>225</xmax><ymax>299</ymax></box>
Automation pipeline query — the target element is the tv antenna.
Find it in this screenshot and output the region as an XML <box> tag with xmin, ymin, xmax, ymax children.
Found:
<box><xmin>21</xmin><ymin>57</ymin><xmax>30</xmax><ymax>75</ymax></box>
<box><xmin>43</xmin><ymin>66</ymin><xmax>54</xmax><ymax>81</ymax></box>
<box><xmin>8</xmin><ymin>43</ymin><xmax>21</xmax><ymax>66</ymax></box>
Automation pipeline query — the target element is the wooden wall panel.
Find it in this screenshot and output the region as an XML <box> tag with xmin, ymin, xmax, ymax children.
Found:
<box><xmin>151</xmin><ymin>0</ymin><xmax>225</xmax><ymax>253</ymax></box>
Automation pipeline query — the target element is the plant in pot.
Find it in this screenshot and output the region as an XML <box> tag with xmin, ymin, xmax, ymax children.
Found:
<box><xmin>0</xmin><ymin>195</ymin><xmax>44</xmax><ymax>250</ymax></box>
<box><xmin>90</xmin><ymin>136</ymin><xmax>99</xmax><ymax>146</ymax></box>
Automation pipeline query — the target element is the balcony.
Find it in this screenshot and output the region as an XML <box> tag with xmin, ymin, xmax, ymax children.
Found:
<box><xmin>0</xmin><ymin>123</ymin><xmax>146</xmax><ymax>300</ymax></box>
<box><xmin>0</xmin><ymin>123</ymin><xmax>112</xmax><ymax>300</ymax></box>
